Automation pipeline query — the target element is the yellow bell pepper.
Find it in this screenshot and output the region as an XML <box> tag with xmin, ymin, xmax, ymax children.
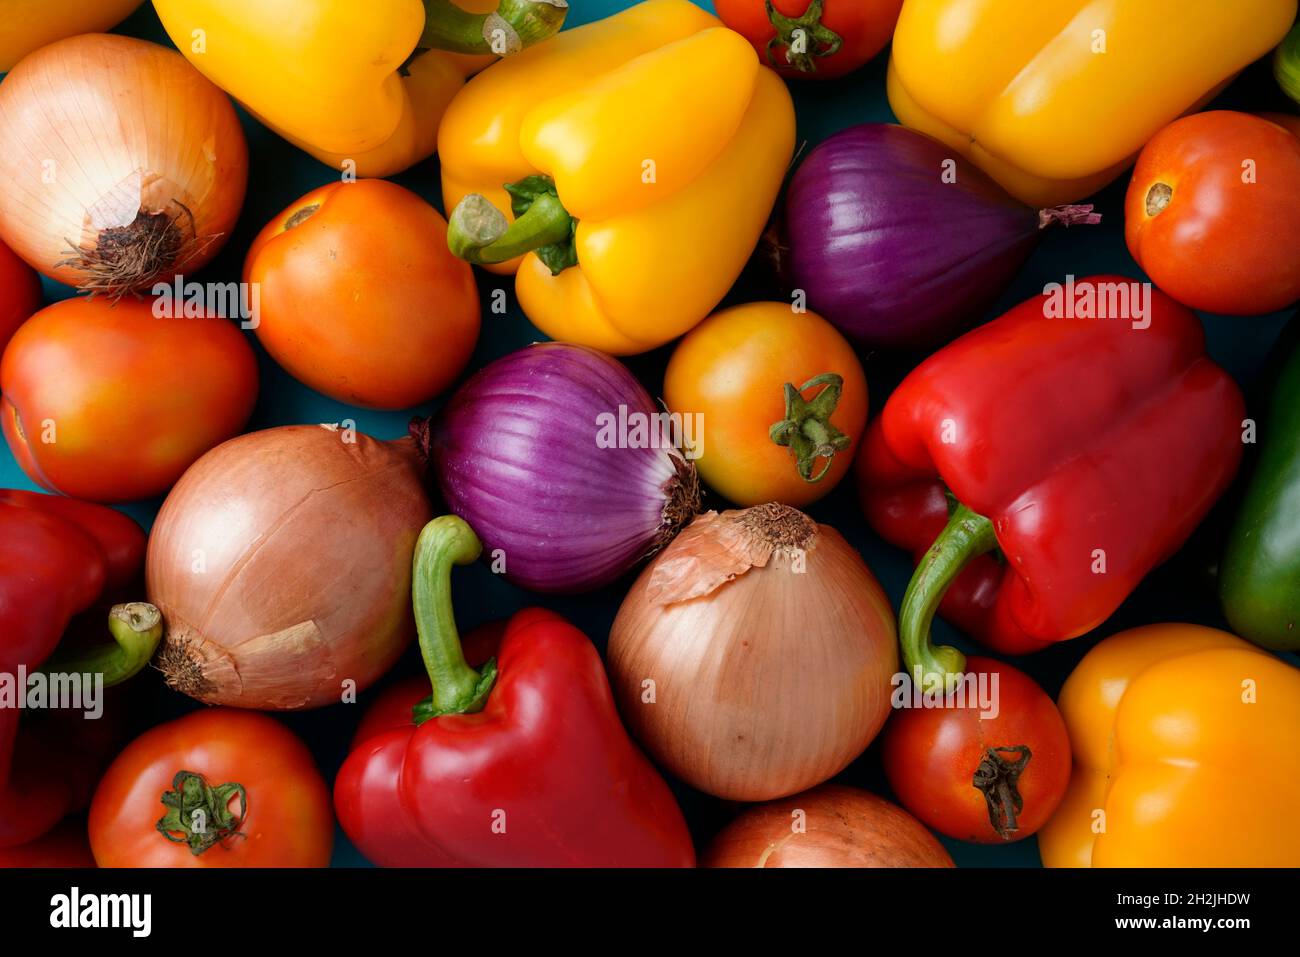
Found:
<box><xmin>441</xmin><ymin>0</ymin><xmax>795</xmax><ymax>355</ymax></box>
<box><xmin>152</xmin><ymin>0</ymin><xmax>567</xmax><ymax>177</ymax></box>
<box><xmin>1040</xmin><ymin>624</ymin><xmax>1300</xmax><ymax>868</ymax></box>
<box><xmin>887</xmin><ymin>0</ymin><xmax>1299</xmax><ymax>207</ymax></box>
<box><xmin>1</xmin><ymin>0</ymin><xmax>142</xmax><ymax>72</ymax></box>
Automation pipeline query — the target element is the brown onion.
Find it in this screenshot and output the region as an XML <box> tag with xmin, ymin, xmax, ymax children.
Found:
<box><xmin>703</xmin><ymin>784</ymin><xmax>954</xmax><ymax>868</ymax></box>
<box><xmin>607</xmin><ymin>503</ymin><xmax>897</xmax><ymax>801</ymax></box>
<box><xmin>0</xmin><ymin>34</ymin><xmax>247</xmax><ymax>296</ymax></box>
<box><xmin>146</xmin><ymin>425</ymin><xmax>431</xmax><ymax>709</ymax></box>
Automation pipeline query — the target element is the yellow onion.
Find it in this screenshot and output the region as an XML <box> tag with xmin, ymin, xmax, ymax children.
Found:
<box><xmin>0</xmin><ymin>34</ymin><xmax>247</xmax><ymax>296</ymax></box>
<box><xmin>703</xmin><ymin>784</ymin><xmax>954</xmax><ymax>868</ymax></box>
<box><xmin>607</xmin><ymin>503</ymin><xmax>897</xmax><ymax>801</ymax></box>
<box><xmin>146</xmin><ymin>425</ymin><xmax>431</xmax><ymax>709</ymax></box>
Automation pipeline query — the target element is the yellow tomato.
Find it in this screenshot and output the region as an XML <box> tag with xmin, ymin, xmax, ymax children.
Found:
<box><xmin>664</xmin><ymin>303</ymin><xmax>867</xmax><ymax>507</ymax></box>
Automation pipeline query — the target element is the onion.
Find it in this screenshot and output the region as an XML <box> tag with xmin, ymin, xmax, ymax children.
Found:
<box><xmin>607</xmin><ymin>503</ymin><xmax>897</xmax><ymax>801</ymax></box>
<box><xmin>418</xmin><ymin>342</ymin><xmax>699</xmax><ymax>593</ymax></box>
<box><xmin>781</xmin><ymin>123</ymin><xmax>1099</xmax><ymax>349</ymax></box>
<box><xmin>703</xmin><ymin>784</ymin><xmax>954</xmax><ymax>868</ymax></box>
<box><xmin>0</xmin><ymin>34</ymin><xmax>247</xmax><ymax>297</ymax></box>
<box><xmin>146</xmin><ymin>425</ymin><xmax>431</xmax><ymax>709</ymax></box>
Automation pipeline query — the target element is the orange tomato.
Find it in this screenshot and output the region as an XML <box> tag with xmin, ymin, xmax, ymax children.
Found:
<box><xmin>1126</xmin><ymin>110</ymin><xmax>1300</xmax><ymax>315</ymax></box>
<box><xmin>0</xmin><ymin>237</ymin><xmax>41</xmax><ymax>356</ymax></box>
<box><xmin>244</xmin><ymin>179</ymin><xmax>480</xmax><ymax>410</ymax></box>
<box><xmin>664</xmin><ymin>302</ymin><xmax>867</xmax><ymax>507</ymax></box>
<box><xmin>1</xmin><ymin>298</ymin><xmax>257</xmax><ymax>503</ymax></box>
<box><xmin>89</xmin><ymin>710</ymin><xmax>333</xmax><ymax>868</ymax></box>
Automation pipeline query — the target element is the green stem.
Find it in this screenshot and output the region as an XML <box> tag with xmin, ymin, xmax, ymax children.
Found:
<box><xmin>156</xmin><ymin>771</ymin><xmax>247</xmax><ymax>856</ymax></box>
<box><xmin>447</xmin><ymin>174</ymin><xmax>577</xmax><ymax>274</ymax></box>
<box><xmin>765</xmin><ymin>0</ymin><xmax>843</xmax><ymax>74</ymax></box>
<box><xmin>420</xmin><ymin>0</ymin><xmax>568</xmax><ymax>56</ymax></box>
<box><xmin>899</xmin><ymin>503</ymin><xmax>997</xmax><ymax>692</ymax></box>
<box><xmin>768</xmin><ymin>373</ymin><xmax>852</xmax><ymax>482</ymax></box>
<box><xmin>411</xmin><ymin>516</ymin><xmax>497</xmax><ymax>724</ymax></box>
<box><xmin>1277</xmin><ymin>22</ymin><xmax>1300</xmax><ymax>106</ymax></box>
<box><xmin>39</xmin><ymin>602</ymin><xmax>163</xmax><ymax>687</ymax></box>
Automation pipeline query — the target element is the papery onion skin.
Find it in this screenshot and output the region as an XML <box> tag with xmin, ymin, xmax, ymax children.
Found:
<box><xmin>703</xmin><ymin>784</ymin><xmax>954</xmax><ymax>868</ymax></box>
<box><xmin>146</xmin><ymin>425</ymin><xmax>432</xmax><ymax>710</ymax></box>
<box><xmin>429</xmin><ymin>342</ymin><xmax>699</xmax><ymax>594</ymax></box>
<box><xmin>607</xmin><ymin>504</ymin><xmax>898</xmax><ymax>802</ymax></box>
<box><xmin>0</xmin><ymin>34</ymin><xmax>247</xmax><ymax>295</ymax></box>
<box><xmin>783</xmin><ymin>123</ymin><xmax>1093</xmax><ymax>350</ymax></box>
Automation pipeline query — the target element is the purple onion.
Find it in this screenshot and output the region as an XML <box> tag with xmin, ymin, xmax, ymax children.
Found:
<box><xmin>783</xmin><ymin>123</ymin><xmax>1099</xmax><ymax>349</ymax></box>
<box><xmin>424</xmin><ymin>342</ymin><xmax>699</xmax><ymax>594</ymax></box>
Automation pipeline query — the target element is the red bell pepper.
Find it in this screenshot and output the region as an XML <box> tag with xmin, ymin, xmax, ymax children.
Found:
<box><xmin>856</xmin><ymin>276</ymin><xmax>1244</xmax><ymax>685</ymax></box>
<box><xmin>335</xmin><ymin>515</ymin><xmax>695</xmax><ymax>867</ymax></box>
<box><xmin>0</xmin><ymin>490</ymin><xmax>160</xmax><ymax>849</ymax></box>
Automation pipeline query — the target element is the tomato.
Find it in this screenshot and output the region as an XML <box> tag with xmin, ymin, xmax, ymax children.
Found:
<box><xmin>664</xmin><ymin>302</ymin><xmax>867</xmax><ymax>507</ymax></box>
<box><xmin>0</xmin><ymin>817</ymin><xmax>95</xmax><ymax>868</ymax></box>
<box><xmin>89</xmin><ymin>710</ymin><xmax>333</xmax><ymax>868</ymax></box>
<box><xmin>244</xmin><ymin>179</ymin><xmax>480</xmax><ymax>410</ymax></box>
<box><xmin>716</xmin><ymin>0</ymin><xmax>903</xmax><ymax>80</ymax></box>
<box><xmin>0</xmin><ymin>237</ymin><xmax>41</xmax><ymax>356</ymax></box>
<box><xmin>1126</xmin><ymin>110</ymin><xmax>1300</xmax><ymax>316</ymax></box>
<box><xmin>881</xmin><ymin>657</ymin><xmax>1071</xmax><ymax>844</ymax></box>
<box><xmin>0</xmin><ymin>298</ymin><xmax>257</xmax><ymax>503</ymax></box>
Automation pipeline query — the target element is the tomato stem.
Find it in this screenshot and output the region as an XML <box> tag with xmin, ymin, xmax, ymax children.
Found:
<box><xmin>769</xmin><ymin>373</ymin><xmax>852</xmax><ymax>482</ymax></box>
<box><xmin>972</xmin><ymin>745</ymin><xmax>1032</xmax><ymax>840</ymax></box>
<box><xmin>156</xmin><ymin>771</ymin><xmax>248</xmax><ymax>856</ymax></box>
<box><xmin>765</xmin><ymin>0</ymin><xmax>842</xmax><ymax>74</ymax></box>
<box><xmin>411</xmin><ymin>516</ymin><xmax>497</xmax><ymax>724</ymax></box>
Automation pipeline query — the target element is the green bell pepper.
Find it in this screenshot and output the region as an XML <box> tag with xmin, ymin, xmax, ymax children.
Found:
<box><xmin>1221</xmin><ymin>328</ymin><xmax>1300</xmax><ymax>651</ymax></box>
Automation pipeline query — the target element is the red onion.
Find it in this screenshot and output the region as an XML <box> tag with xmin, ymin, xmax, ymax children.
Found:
<box><xmin>417</xmin><ymin>343</ymin><xmax>699</xmax><ymax>594</ymax></box>
<box><xmin>782</xmin><ymin>123</ymin><xmax>1099</xmax><ymax>349</ymax></box>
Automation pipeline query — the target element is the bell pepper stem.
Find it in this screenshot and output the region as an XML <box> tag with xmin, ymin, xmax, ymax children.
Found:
<box><xmin>411</xmin><ymin>516</ymin><xmax>497</xmax><ymax>723</ymax></box>
<box><xmin>899</xmin><ymin>502</ymin><xmax>997</xmax><ymax>692</ymax></box>
<box><xmin>769</xmin><ymin>373</ymin><xmax>852</xmax><ymax>482</ymax></box>
<box><xmin>447</xmin><ymin>191</ymin><xmax>574</xmax><ymax>267</ymax></box>
<box><xmin>39</xmin><ymin>602</ymin><xmax>163</xmax><ymax>688</ymax></box>
<box><xmin>420</xmin><ymin>0</ymin><xmax>568</xmax><ymax>56</ymax></box>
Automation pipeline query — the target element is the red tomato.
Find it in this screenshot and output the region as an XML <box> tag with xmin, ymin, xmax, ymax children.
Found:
<box><xmin>89</xmin><ymin>710</ymin><xmax>333</xmax><ymax>868</ymax></box>
<box><xmin>0</xmin><ymin>237</ymin><xmax>41</xmax><ymax>356</ymax></box>
<box><xmin>244</xmin><ymin>179</ymin><xmax>480</xmax><ymax>410</ymax></box>
<box><xmin>0</xmin><ymin>298</ymin><xmax>257</xmax><ymax>502</ymax></box>
<box><xmin>716</xmin><ymin>0</ymin><xmax>903</xmax><ymax>80</ymax></box>
<box><xmin>881</xmin><ymin>657</ymin><xmax>1071</xmax><ymax>844</ymax></box>
<box><xmin>1126</xmin><ymin>110</ymin><xmax>1300</xmax><ymax>315</ymax></box>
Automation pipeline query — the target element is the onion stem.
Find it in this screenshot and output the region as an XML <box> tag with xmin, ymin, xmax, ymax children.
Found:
<box><xmin>898</xmin><ymin>503</ymin><xmax>997</xmax><ymax>692</ymax></box>
<box><xmin>411</xmin><ymin>516</ymin><xmax>498</xmax><ymax>723</ymax></box>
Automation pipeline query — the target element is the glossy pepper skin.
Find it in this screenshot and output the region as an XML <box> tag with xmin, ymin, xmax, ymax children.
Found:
<box><xmin>152</xmin><ymin>0</ymin><xmax>566</xmax><ymax>177</ymax></box>
<box><xmin>0</xmin><ymin>490</ymin><xmax>159</xmax><ymax>848</ymax></box>
<box><xmin>441</xmin><ymin>0</ymin><xmax>796</xmax><ymax>354</ymax></box>
<box><xmin>1039</xmin><ymin>625</ymin><xmax>1300</xmax><ymax>867</ymax></box>
<box><xmin>335</xmin><ymin>516</ymin><xmax>695</xmax><ymax>867</ymax></box>
<box><xmin>0</xmin><ymin>0</ymin><xmax>141</xmax><ymax>72</ymax></box>
<box><xmin>887</xmin><ymin>0</ymin><xmax>1298</xmax><ymax>207</ymax></box>
<box><xmin>857</xmin><ymin>277</ymin><xmax>1244</xmax><ymax>678</ymax></box>
<box><xmin>1220</xmin><ymin>329</ymin><xmax>1300</xmax><ymax>651</ymax></box>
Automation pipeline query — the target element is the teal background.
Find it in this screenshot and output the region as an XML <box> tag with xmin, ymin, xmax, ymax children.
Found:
<box><xmin>2</xmin><ymin>0</ymin><xmax>1297</xmax><ymax>866</ymax></box>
